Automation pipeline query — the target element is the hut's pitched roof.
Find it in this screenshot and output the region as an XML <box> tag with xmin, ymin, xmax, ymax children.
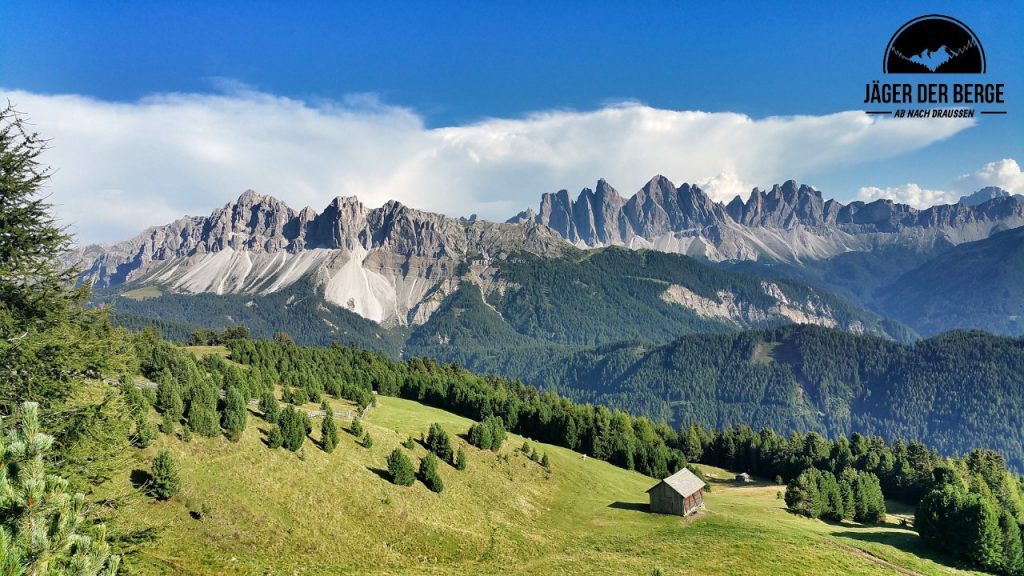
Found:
<box><xmin>647</xmin><ymin>468</ymin><xmax>706</xmax><ymax>497</ymax></box>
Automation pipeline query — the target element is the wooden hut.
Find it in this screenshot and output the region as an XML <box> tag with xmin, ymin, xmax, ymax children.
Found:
<box><xmin>647</xmin><ymin>468</ymin><xmax>706</xmax><ymax>516</ymax></box>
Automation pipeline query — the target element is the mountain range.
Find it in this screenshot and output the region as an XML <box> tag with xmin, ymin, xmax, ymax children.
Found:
<box><xmin>74</xmin><ymin>177</ymin><xmax>1024</xmax><ymax>342</ymax></box>
<box><xmin>509</xmin><ymin>177</ymin><xmax>1023</xmax><ymax>263</ymax></box>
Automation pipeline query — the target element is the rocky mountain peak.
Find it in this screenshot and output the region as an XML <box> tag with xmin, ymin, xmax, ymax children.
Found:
<box><xmin>959</xmin><ymin>186</ymin><xmax>1015</xmax><ymax>206</ymax></box>
<box><xmin>514</xmin><ymin>177</ymin><xmax>1024</xmax><ymax>262</ymax></box>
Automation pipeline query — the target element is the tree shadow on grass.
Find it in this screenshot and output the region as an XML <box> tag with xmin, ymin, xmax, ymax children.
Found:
<box><xmin>367</xmin><ymin>466</ymin><xmax>392</xmax><ymax>482</ymax></box>
<box><xmin>130</xmin><ymin>469</ymin><xmax>152</xmax><ymax>491</ymax></box>
<box><xmin>608</xmin><ymin>501</ymin><xmax>650</xmax><ymax>512</ymax></box>
<box><xmin>832</xmin><ymin>529</ymin><xmax>954</xmax><ymax>567</ymax></box>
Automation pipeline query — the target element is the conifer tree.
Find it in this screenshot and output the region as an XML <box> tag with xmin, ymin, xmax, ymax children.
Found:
<box><xmin>221</xmin><ymin>385</ymin><xmax>247</xmax><ymax>441</ymax></box>
<box><xmin>419</xmin><ymin>452</ymin><xmax>444</xmax><ymax>493</ymax></box>
<box><xmin>259</xmin><ymin>389</ymin><xmax>280</xmax><ymax>423</ymax></box>
<box><xmin>541</xmin><ymin>452</ymin><xmax>550</xmax><ymax>469</ymax></box>
<box><xmin>455</xmin><ymin>446</ymin><xmax>467</xmax><ymax>470</ymax></box>
<box><xmin>267</xmin><ymin>425</ymin><xmax>284</xmax><ymax>449</ymax></box>
<box><xmin>150</xmin><ymin>449</ymin><xmax>181</xmax><ymax>500</ymax></box>
<box><xmin>0</xmin><ymin>402</ymin><xmax>121</xmax><ymax>575</ymax></box>
<box><xmin>321</xmin><ymin>402</ymin><xmax>338</xmax><ymax>453</ymax></box>
<box><xmin>161</xmin><ymin>384</ymin><xmax>183</xmax><ymax>435</ymax></box>
<box><xmin>361</xmin><ymin>432</ymin><xmax>374</xmax><ymax>449</ymax></box>
<box><xmin>134</xmin><ymin>413</ymin><xmax>157</xmax><ymax>448</ymax></box>
<box><xmin>388</xmin><ymin>448</ymin><xmax>415</xmax><ymax>486</ymax></box>
<box><xmin>427</xmin><ymin>423</ymin><xmax>453</xmax><ymax>463</ymax></box>
<box><xmin>350</xmin><ymin>416</ymin><xmax>363</xmax><ymax>437</ymax></box>
<box><xmin>188</xmin><ymin>379</ymin><xmax>220</xmax><ymax>437</ymax></box>
<box><xmin>999</xmin><ymin>511</ymin><xmax>1024</xmax><ymax>576</ymax></box>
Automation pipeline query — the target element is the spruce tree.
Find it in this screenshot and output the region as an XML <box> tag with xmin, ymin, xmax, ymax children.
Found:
<box><xmin>321</xmin><ymin>402</ymin><xmax>338</xmax><ymax>453</ymax></box>
<box><xmin>486</xmin><ymin>416</ymin><xmax>506</xmax><ymax>451</ymax></box>
<box><xmin>999</xmin><ymin>511</ymin><xmax>1024</xmax><ymax>576</ymax></box>
<box><xmin>259</xmin><ymin>389</ymin><xmax>280</xmax><ymax>423</ymax></box>
<box><xmin>427</xmin><ymin>423</ymin><xmax>453</xmax><ymax>463</ymax></box>
<box><xmin>134</xmin><ymin>413</ymin><xmax>157</xmax><ymax>448</ymax></box>
<box><xmin>962</xmin><ymin>493</ymin><xmax>1004</xmax><ymax>571</ymax></box>
<box><xmin>0</xmin><ymin>402</ymin><xmax>121</xmax><ymax>575</ymax></box>
<box><xmin>0</xmin><ymin>105</ymin><xmax>98</xmax><ymax>407</ymax></box>
<box><xmin>161</xmin><ymin>384</ymin><xmax>183</xmax><ymax>435</ymax></box>
<box><xmin>188</xmin><ymin>379</ymin><xmax>220</xmax><ymax>437</ymax></box>
<box><xmin>221</xmin><ymin>386</ymin><xmax>247</xmax><ymax>441</ymax></box>
<box><xmin>455</xmin><ymin>446</ymin><xmax>467</xmax><ymax>470</ymax></box>
<box><xmin>541</xmin><ymin>452</ymin><xmax>550</xmax><ymax>469</ymax></box>
<box><xmin>350</xmin><ymin>416</ymin><xmax>363</xmax><ymax>437</ymax></box>
<box><xmin>267</xmin><ymin>425</ymin><xmax>284</xmax><ymax>449</ymax></box>
<box><xmin>388</xmin><ymin>448</ymin><xmax>415</xmax><ymax>486</ymax></box>
<box><xmin>278</xmin><ymin>406</ymin><xmax>308</xmax><ymax>452</ymax></box>
<box><xmin>150</xmin><ymin>449</ymin><xmax>181</xmax><ymax>500</ymax></box>
<box><xmin>419</xmin><ymin>453</ymin><xmax>444</xmax><ymax>493</ymax></box>
<box><xmin>361</xmin><ymin>432</ymin><xmax>374</xmax><ymax>449</ymax></box>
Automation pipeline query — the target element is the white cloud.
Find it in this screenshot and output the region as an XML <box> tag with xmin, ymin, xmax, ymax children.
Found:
<box><xmin>858</xmin><ymin>158</ymin><xmax>1023</xmax><ymax>208</ymax></box>
<box><xmin>950</xmin><ymin>158</ymin><xmax>1024</xmax><ymax>195</ymax></box>
<box><xmin>1</xmin><ymin>88</ymin><xmax>975</xmax><ymax>244</ymax></box>
<box><xmin>699</xmin><ymin>171</ymin><xmax>752</xmax><ymax>203</ymax></box>
<box><xmin>857</xmin><ymin>183</ymin><xmax>957</xmax><ymax>208</ymax></box>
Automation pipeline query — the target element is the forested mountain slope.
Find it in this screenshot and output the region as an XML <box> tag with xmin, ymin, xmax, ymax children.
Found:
<box><xmin>875</xmin><ymin>227</ymin><xmax>1024</xmax><ymax>336</ymax></box>
<box><xmin>462</xmin><ymin>325</ymin><xmax>1024</xmax><ymax>471</ymax></box>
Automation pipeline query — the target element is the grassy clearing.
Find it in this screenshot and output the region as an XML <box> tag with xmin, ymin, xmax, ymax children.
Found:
<box><xmin>182</xmin><ymin>345</ymin><xmax>231</xmax><ymax>359</ymax></box>
<box><xmin>100</xmin><ymin>395</ymin><xmax>982</xmax><ymax>576</ymax></box>
<box><xmin>121</xmin><ymin>286</ymin><xmax>163</xmax><ymax>301</ymax></box>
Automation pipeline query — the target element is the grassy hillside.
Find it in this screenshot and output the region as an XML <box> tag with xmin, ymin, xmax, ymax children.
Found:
<box><xmin>101</xmin><ymin>392</ymin><xmax>980</xmax><ymax>575</ymax></box>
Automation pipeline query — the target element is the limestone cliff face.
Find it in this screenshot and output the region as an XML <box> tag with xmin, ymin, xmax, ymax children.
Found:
<box><xmin>511</xmin><ymin>177</ymin><xmax>1024</xmax><ymax>262</ymax></box>
<box><xmin>71</xmin><ymin>191</ymin><xmax>566</xmax><ymax>326</ymax></box>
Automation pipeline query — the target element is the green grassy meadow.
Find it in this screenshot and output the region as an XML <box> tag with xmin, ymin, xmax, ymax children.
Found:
<box><xmin>102</xmin><ymin>394</ymin><xmax>983</xmax><ymax>575</ymax></box>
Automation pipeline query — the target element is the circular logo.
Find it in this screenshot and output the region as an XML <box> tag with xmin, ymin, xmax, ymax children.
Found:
<box><xmin>884</xmin><ymin>15</ymin><xmax>985</xmax><ymax>73</ymax></box>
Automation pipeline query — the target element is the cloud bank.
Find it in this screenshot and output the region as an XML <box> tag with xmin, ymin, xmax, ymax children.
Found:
<box><xmin>858</xmin><ymin>159</ymin><xmax>1024</xmax><ymax>208</ymax></box>
<box><xmin>2</xmin><ymin>88</ymin><xmax>975</xmax><ymax>244</ymax></box>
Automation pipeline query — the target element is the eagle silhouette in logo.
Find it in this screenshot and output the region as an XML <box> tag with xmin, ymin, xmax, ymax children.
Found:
<box><xmin>909</xmin><ymin>46</ymin><xmax>951</xmax><ymax>71</ymax></box>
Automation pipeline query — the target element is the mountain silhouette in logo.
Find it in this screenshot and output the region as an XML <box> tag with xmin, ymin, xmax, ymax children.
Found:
<box><xmin>909</xmin><ymin>46</ymin><xmax>951</xmax><ymax>71</ymax></box>
<box><xmin>885</xmin><ymin>15</ymin><xmax>985</xmax><ymax>73</ymax></box>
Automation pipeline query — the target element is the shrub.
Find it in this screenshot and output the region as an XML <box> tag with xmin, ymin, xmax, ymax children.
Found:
<box><xmin>455</xmin><ymin>447</ymin><xmax>467</xmax><ymax>470</ymax></box>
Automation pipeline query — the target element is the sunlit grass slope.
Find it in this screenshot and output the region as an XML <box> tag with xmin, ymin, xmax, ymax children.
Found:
<box><xmin>103</xmin><ymin>395</ymin><xmax>982</xmax><ymax>576</ymax></box>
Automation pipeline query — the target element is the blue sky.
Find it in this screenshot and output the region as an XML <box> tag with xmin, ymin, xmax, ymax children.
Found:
<box><xmin>1</xmin><ymin>1</ymin><xmax>1022</xmax><ymax>243</ymax></box>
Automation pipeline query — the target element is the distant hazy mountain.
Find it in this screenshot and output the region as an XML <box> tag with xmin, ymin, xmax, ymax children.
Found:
<box><xmin>876</xmin><ymin>227</ymin><xmax>1024</xmax><ymax>336</ymax></box>
<box><xmin>509</xmin><ymin>177</ymin><xmax>1024</xmax><ymax>263</ymax></box>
